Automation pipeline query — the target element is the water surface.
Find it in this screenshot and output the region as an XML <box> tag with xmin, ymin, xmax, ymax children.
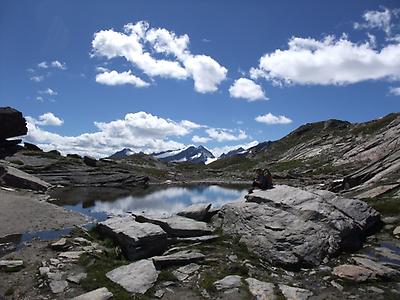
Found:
<box><xmin>50</xmin><ymin>184</ymin><xmax>248</xmax><ymax>221</ymax></box>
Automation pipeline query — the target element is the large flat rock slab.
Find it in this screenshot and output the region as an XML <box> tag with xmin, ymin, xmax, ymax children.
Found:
<box><xmin>134</xmin><ymin>215</ymin><xmax>213</xmax><ymax>237</ymax></box>
<box><xmin>0</xmin><ymin>164</ymin><xmax>51</xmax><ymax>191</ymax></box>
<box><xmin>217</xmin><ymin>185</ymin><xmax>380</xmax><ymax>268</ymax></box>
<box><xmin>98</xmin><ymin>216</ymin><xmax>168</xmax><ymax>260</ymax></box>
<box><xmin>106</xmin><ymin>259</ymin><xmax>159</xmax><ymax>294</ymax></box>
<box><xmin>152</xmin><ymin>250</ymin><xmax>205</xmax><ymax>269</ymax></box>
<box><xmin>71</xmin><ymin>287</ymin><xmax>113</xmax><ymax>300</ymax></box>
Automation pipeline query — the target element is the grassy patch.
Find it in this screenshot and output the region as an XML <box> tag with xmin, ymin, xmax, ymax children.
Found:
<box><xmin>351</xmin><ymin>113</ymin><xmax>399</xmax><ymax>136</ymax></box>
<box><xmin>270</xmin><ymin>160</ymin><xmax>303</xmax><ymax>172</ymax></box>
<box><xmin>5</xmin><ymin>286</ymin><xmax>14</xmax><ymax>296</ymax></box>
<box><xmin>78</xmin><ymin>252</ymin><xmax>132</xmax><ymax>300</ymax></box>
<box><xmin>207</xmin><ymin>156</ymin><xmax>258</xmax><ymax>172</ymax></box>
<box><xmin>9</xmin><ymin>159</ymin><xmax>24</xmax><ymax>165</ymax></box>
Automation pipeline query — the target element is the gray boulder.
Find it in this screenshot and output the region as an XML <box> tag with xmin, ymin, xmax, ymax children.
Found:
<box><xmin>98</xmin><ymin>216</ymin><xmax>168</xmax><ymax>260</ymax></box>
<box><xmin>106</xmin><ymin>259</ymin><xmax>159</xmax><ymax>294</ymax></box>
<box><xmin>278</xmin><ymin>284</ymin><xmax>313</xmax><ymax>300</ymax></box>
<box><xmin>216</xmin><ymin>185</ymin><xmax>380</xmax><ymax>268</ymax></box>
<box><xmin>213</xmin><ymin>275</ymin><xmax>243</xmax><ymax>291</ymax></box>
<box><xmin>0</xmin><ymin>164</ymin><xmax>51</xmax><ymax>191</ymax></box>
<box><xmin>134</xmin><ymin>215</ymin><xmax>213</xmax><ymax>237</ymax></box>
<box><xmin>245</xmin><ymin>278</ymin><xmax>276</xmax><ymax>300</ymax></box>
<box><xmin>177</xmin><ymin>203</ymin><xmax>212</xmax><ymax>221</ymax></box>
<box><xmin>332</xmin><ymin>264</ymin><xmax>374</xmax><ymax>282</ymax></box>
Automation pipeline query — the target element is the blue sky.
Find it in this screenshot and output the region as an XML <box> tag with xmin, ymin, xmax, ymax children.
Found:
<box><xmin>1</xmin><ymin>0</ymin><xmax>399</xmax><ymax>157</ymax></box>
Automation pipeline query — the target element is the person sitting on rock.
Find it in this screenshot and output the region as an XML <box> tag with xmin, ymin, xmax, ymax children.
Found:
<box><xmin>249</xmin><ymin>168</ymin><xmax>273</xmax><ymax>193</ymax></box>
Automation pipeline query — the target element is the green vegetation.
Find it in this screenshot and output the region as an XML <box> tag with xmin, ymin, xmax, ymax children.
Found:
<box><xmin>5</xmin><ymin>287</ymin><xmax>14</xmax><ymax>296</ymax></box>
<box><xmin>207</xmin><ymin>156</ymin><xmax>258</xmax><ymax>171</ymax></box>
<box><xmin>9</xmin><ymin>159</ymin><xmax>24</xmax><ymax>165</ymax></box>
<box><xmin>364</xmin><ymin>187</ymin><xmax>400</xmax><ymax>215</ymax></box>
<box><xmin>269</xmin><ymin>159</ymin><xmax>303</xmax><ymax>172</ymax></box>
<box><xmin>351</xmin><ymin>113</ymin><xmax>399</xmax><ymax>136</ymax></box>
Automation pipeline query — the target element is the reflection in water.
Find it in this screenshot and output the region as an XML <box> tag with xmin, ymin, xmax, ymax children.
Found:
<box><xmin>51</xmin><ymin>185</ymin><xmax>248</xmax><ymax>220</ymax></box>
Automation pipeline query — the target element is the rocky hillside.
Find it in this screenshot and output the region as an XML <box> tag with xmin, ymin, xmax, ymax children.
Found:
<box><xmin>208</xmin><ymin>113</ymin><xmax>400</xmax><ymax>198</ymax></box>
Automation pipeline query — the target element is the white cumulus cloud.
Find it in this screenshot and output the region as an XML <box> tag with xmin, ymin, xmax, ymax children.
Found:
<box><xmin>39</xmin><ymin>88</ymin><xmax>58</xmax><ymax>96</ymax></box>
<box><xmin>91</xmin><ymin>21</ymin><xmax>227</xmax><ymax>93</ymax></box>
<box><xmin>30</xmin><ymin>75</ymin><xmax>44</xmax><ymax>82</ymax></box>
<box><xmin>229</xmin><ymin>78</ymin><xmax>267</xmax><ymax>101</ymax></box>
<box><xmin>50</xmin><ymin>60</ymin><xmax>67</xmax><ymax>70</ymax></box>
<box><xmin>95</xmin><ymin>70</ymin><xmax>150</xmax><ymax>87</ymax></box>
<box><xmin>389</xmin><ymin>86</ymin><xmax>400</xmax><ymax>96</ymax></box>
<box><xmin>27</xmin><ymin>112</ymin><xmax>64</xmax><ymax>126</ymax></box>
<box><xmin>255</xmin><ymin>113</ymin><xmax>292</xmax><ymax>125</ymax></box>
<box><xmin>24</xmin><ymin>111</ymin><xmax>202</xmax><ymax>158</ymax></box>
<box><xmin>192</xmin><ymin>135</ymin><xmax>211</xmax><ymax>143</ymax></box>
<box><xmin>205</xmin><ymin>128</ymin><xmax>248</xmax><ymax>142</ymax></box>
<box><xmin>250</xmin><ymin>35</ymin><xmax>400</xmax><ymax>86</ymax></box>
<box><xmin>210</xmin><ymin>140</ymin><xmax>259</xmax><ymax>158</ymax></box>
<box><xmin>354</xmin><ymin>7</ymin><xmax>397</xmax><ymax>36</ymax></box>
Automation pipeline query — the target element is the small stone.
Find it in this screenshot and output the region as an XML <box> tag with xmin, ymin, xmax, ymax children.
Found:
<box><xmin>154</xmin><ymin>289</ymin><xmax>165</xmax><ymax>298</ymax></box>
<box><xmin>367</xmin><ymin>286</ymin><xmax>384</xmax><ymax>294</ymax></box>
<box><xmin>67</xmin><ymin>272</ymin><xmax>87</xmax><ymax>284</ymax></box>
<box><xmin>278</xmin><ymin>284</ymin><xmax>313</xmax><ymax>300</ymax></box>
<box><xmin>228</xmin><ymin>255</ymin><xmax>238</xmax><ymax>262</ymax></box>
<box><xmin>333</xmin><ymin>264</ymin><xmax>374</xmax><ymax>282</ymax></box>
<box><xmin>74</xmin><ymin>237</ymin><xmax>92</xmax><ymax>245</ymax></box>
<box><xmin>70</xmin><ymin>287</ymin><xmax>113</xmax><ymax>300</ymax></box>
<box><xmin>39</xmin><ymin>266</ymin><xmax>50</xmax><ymax>277</ymax></box>
<box><xmin>47</xmin><ymin>272</ymin><xmax>63</xmax><ymax>281</ymax></box>
<box><xmin>393</xmin><ymin>226</ymin><xmax>400</xmax><ymax>237</ymax></box>
<box><xmin>51</xmin><ymin>238</ymin><xmax>68</xmax><ymax>251</ymax></box>
<box><xmin>172</xmin><ymin>263</ymin><xmax>200</xmax><ymax>281</ymax></box>
<box><xmin>49</xmin><ymin>280</ymin><xmax>68</xmax><ymax>294</ymax></box>
<box><xmin>58</xmin><ymin>251</ymin><xmax>84</xmax><ymax>260</ymax></box>
<box><xmin>49</xmin><ymin>258</ymin><xmax>60</xmax><ymax>266</ymax></box>
<box><xmin>246</xmin><ymin>278</ymin><xmax>276</xmax><ymax>300</ymax></box>
<box><xmin>331</xmin><ymin>280</ymin><xmax>344</xmax><ymax>291</ymax></box>
<box><xmin>213</xmin><ymin>275</ymin><xmax>242</xmax><ymax>291</ymax></box>
<box><xmin>382</xmin><ymin>216</ymin><xmax>399</xmax><ymax>224</ymax></box>
<box><xmin>0</xmin><ymin>259</ymin><xmax>24</xmax><ymax>271</ymax></box>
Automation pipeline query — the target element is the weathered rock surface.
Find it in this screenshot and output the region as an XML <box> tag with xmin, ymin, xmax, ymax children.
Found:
<box><xmin>71</xmin><ymin>287</ymin><xmax>113</xmax><ymax>300</ymax></box>
<box><xmin>49</xmin><ymin>280</ymin><xmax>68</xmax><ymax>294</ymax></box>
<box><xmin>177</xmin><ymin>203</ymin><xmax>212</xmax><ymax>221</ymax></box>
<box><xmin>0</xmin><ymin>163</ymin><xmax>51</xmax><ymax>191</ymax></box>
<box><xmin>216</xmin><ymin>185</ymin><xmax>380</xmax><ymax>268</ymax></box>
<box><xmin>245</xmin><ymin>278</ymin><xmax>276</xmax><ymax>300</ymax></box>
<box><xmin>67</xmin><ymin>272</ymin><xmax>87</xmax><ymax>284</ymax></box>
<box><xmin>213</xmin><ymin>275</ymin><xmax>243</xmax><ymax>291</ymax></box>
<box><xmin>0</xmin><ymin>107</ymin><xmax>27</xmax><ymax>140</ymax></box>
<box><xmin>50</xmin><ymin>238</ymin><xmax>68</xmax><ymax>251</ymax></box>
<box><xmin>352</xmin><ymin>256</ymin><xmax>400</xmax><ymax>279</ymax></box>
<box><xmin>393</xmin><ymin>226</ymin><xmax>400</xmax><ymax>237</ymax></box>
<box><xmin>278</xmin><ymin>284</ymin><xmax>313</xmax><ymax>300</ymax></box>
<box><xmin>135</xmin><ymin>215</ymin><xmax>213</xmax><ymax>237</ymax></box>
<box><xmin>152</xmin><ymin>250</ymin><xmax>205</xmax><ymax>269</ymax></box>
<box><xmin>172</xmin><ymin>263</ymin><xmax>200</xmax><ymax>281</ymax></box>
<box><xmin>332</xmin><ymin>264</ymin><xmax>374</xmax><ymax>282</ymax></box>
<box><xmin>98</xmin><ymin>216</ymin><xmax>168</xmax><ymax>260</ymax></box>
<box><xmin>106</xmin><ymin>259</ymin><xmax>159</xmax><ymax>294</ymax></box>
